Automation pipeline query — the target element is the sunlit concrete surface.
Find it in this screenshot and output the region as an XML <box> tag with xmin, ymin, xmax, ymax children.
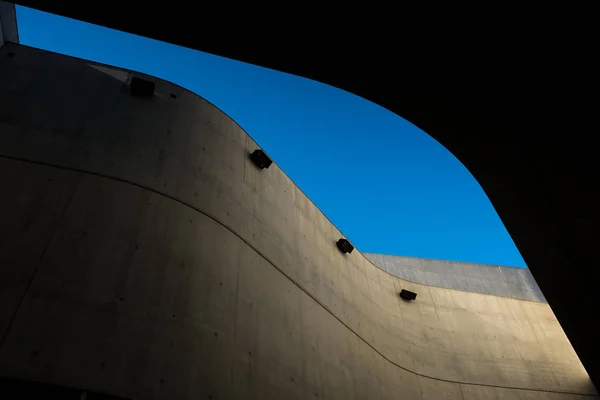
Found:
<box><xmin>0</xmin><ymin>43</ymin><xmax>596</xmax><ymax>399</ymax></box>
<box><xmin>364</xmin><ymin>253</ymin><xmax>546</xmax><ymax>302</ymax></box>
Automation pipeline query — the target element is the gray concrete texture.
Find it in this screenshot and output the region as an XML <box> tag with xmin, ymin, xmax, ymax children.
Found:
<box><xmin>0</xmin><ymin>2</ymin><xmax>18</xmax><ymax>48</ymax></box>
<box><xmin>364</xmin><ymin>253</ymin><xmax>547</xmax><ymax>302</ymax></box>
<box><xmin>0</xmin><ymin>43</ymin><xmax>596</xmax><ymax>399</ymax></box>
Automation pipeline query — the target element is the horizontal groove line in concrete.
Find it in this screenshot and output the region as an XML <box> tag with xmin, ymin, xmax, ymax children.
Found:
<box><xmin>1</xmin><ymin>154</ymin><xmax>595</xmax><ymax>398</ymax></box>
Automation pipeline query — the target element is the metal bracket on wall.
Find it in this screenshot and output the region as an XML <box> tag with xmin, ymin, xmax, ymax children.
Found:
<box><xmin>336</xmin><ymin>238</ymin><xmax>354</xmax><ymax>254</ymax></box>
<box><xmin>249</xmin><ymin>149</ymin><xmax>273</xmax><ymax>169</ymax></box>
<box><xmin>130</xmin><ymin>76</ymin><xmax>155</xmax><ymax>97</ymax></box>
<box><xmin>399</xmin><ymin>289</ymin><xmax>417</xmax><ymax>301</ymax></box>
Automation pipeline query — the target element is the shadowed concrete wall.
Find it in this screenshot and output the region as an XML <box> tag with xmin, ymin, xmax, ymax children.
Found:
<box><xmin>0</xmin><ymin>2</ymin><xmax>18</xmax><ymax>48</ymax></box>
<box><xmin>364</xmin><ymin>253</ymin><xmax>546</xmax><ymax>302</ymax></box>
<box><xmin>0</xmin><ymin>43</ymin><xmax>596</xmax><ymax>399</ymax></box>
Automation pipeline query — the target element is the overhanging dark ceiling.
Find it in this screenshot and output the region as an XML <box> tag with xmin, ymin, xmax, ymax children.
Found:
<box><xmin>11</xmin><ymin>1</ymin><xmax>600</xmax><ymax>389</ymax></box>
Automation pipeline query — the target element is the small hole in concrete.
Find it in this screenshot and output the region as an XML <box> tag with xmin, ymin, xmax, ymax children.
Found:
<box><xmin>248</xmin><ymin>352</ymin><xmax>251</xmax><ymax>355</ymax></box>
<box><xmin>214</xmin><ymin>332</ymin><xmax>218</xmax><ymax>338</ymax></box>
<box><xmin>219</xmin><ymin>282</ymin><xmax>223</xmax><ymax>286</ymax></box>
<box><xmin>181</xmin><ymin>262</ymin><xmax>185</xmax><ymax>267</ymax></box>
<box><xmin>170</xmin><ymin>93</ymin><xmax>177</xmax><ymax>99</ymax></box>
<box><xmin>172</xmin><ymin>314</ymin><xmax>176</xmax><ymax>318</ymax></box>
<box><xmin>6</xmin><ymin>52</ymin><xmax>15</xmax><ymax>58</ymax></box>
<box><xmin>134</xmin><ymin>245</ymin><xmax>139</xmax><ymax>250</ymax></box>
<box><xmin>119</xmin><ymin>297</ymin><xmax>124</xmax><ymax>302</ymax></box>
<box><xmin>291</xmin><ymin>377</ymin><xmax>294</xmax><ymax>382</ymax></box>
<box><xmin>100</xmin><ymin>362</ymin><xmax>106</xmax><ymax>369</ymax></box>
<box><xmin>32</xmin><ymin>350</ymin><xmax>39</xmax><ymax>357</ymax></box>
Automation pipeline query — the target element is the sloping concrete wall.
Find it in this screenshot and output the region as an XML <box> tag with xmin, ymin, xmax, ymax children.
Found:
<box><xmin>0</xmin><ymin>43</ymin><xmax>596</xmax><ymax>399</ymax></box>
<box><xmin>0</xmin><ymin>2</ymin><xmax>19</xmax><ymax>47</ymax></box>
<box><xmin>364</xmin><ymin>253</ymin><xmax>546</xmax><ymax>302</ymax></box>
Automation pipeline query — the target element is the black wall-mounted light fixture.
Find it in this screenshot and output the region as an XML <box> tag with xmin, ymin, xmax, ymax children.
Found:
<box><xmin>399</xmin><ymin>289</ymin><xmax>417</xmax><ymax>301</ymax></box>
<box><xmin>336</xmin><ymin>238</ymin><xmax>354</xmax><ymax>254</ymax></box>
<box><xmin>130</xmin><ymin>76</ymin><xmax>155</xmax><ymax>97</ymax></box>
<box><xmin>249</xmin><ymin>150</ymin><xmax>273</xmax><ymax>169</ymax></box>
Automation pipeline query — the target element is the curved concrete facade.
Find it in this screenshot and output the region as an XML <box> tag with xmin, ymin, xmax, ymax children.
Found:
<box><xmin>364</xmin><ymin>253</ymin><xmax>547</xmax><ymax>303</ymax></box>
<box><xmin>0</xmin><ymin>43</ymin><xmax>596</xmax><ymax>399</ymax></box>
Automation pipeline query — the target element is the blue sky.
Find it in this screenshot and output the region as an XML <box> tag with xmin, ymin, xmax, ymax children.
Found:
<box><xmin>15</xmin><ymin>6</ymin><xmax>526</xmax><ymax>268</ymax></box>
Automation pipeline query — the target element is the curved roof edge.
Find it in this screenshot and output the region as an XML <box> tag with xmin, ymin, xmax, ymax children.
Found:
<box><xmin>364</xmin><ymin>252</ymin><xmax>547</xmax><ymax>303</ymax></box>
<box><xmin>71</xmin><ymin>43</ymin><xmax>548</xmax><ymax>306</ymax></box>
<box><xmin>11</xmin><ymin>42</ymin><xmax>548</xmax><ymax>305</ymax></box>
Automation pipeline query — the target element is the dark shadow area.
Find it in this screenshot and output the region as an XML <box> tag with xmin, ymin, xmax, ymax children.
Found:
<box><xmin>0</xmin><ymin>376</ymin><xmax>129</xmax><ymax>399</ymax></box>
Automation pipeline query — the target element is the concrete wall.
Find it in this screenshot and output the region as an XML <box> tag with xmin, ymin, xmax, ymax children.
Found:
<box><xmin>0</xmin><ymin>43</ymin><xmax>596</xmax><ymax>399</ymax></box>
<box><xmin>0</xmin><ymin>2</ymin><xmax>19</xmax><ymax>48</ymax></box>
<box><xmin>364</xmin><ymin>253</ymin><xmax>546</xmax><ymax>302</ymax></box>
